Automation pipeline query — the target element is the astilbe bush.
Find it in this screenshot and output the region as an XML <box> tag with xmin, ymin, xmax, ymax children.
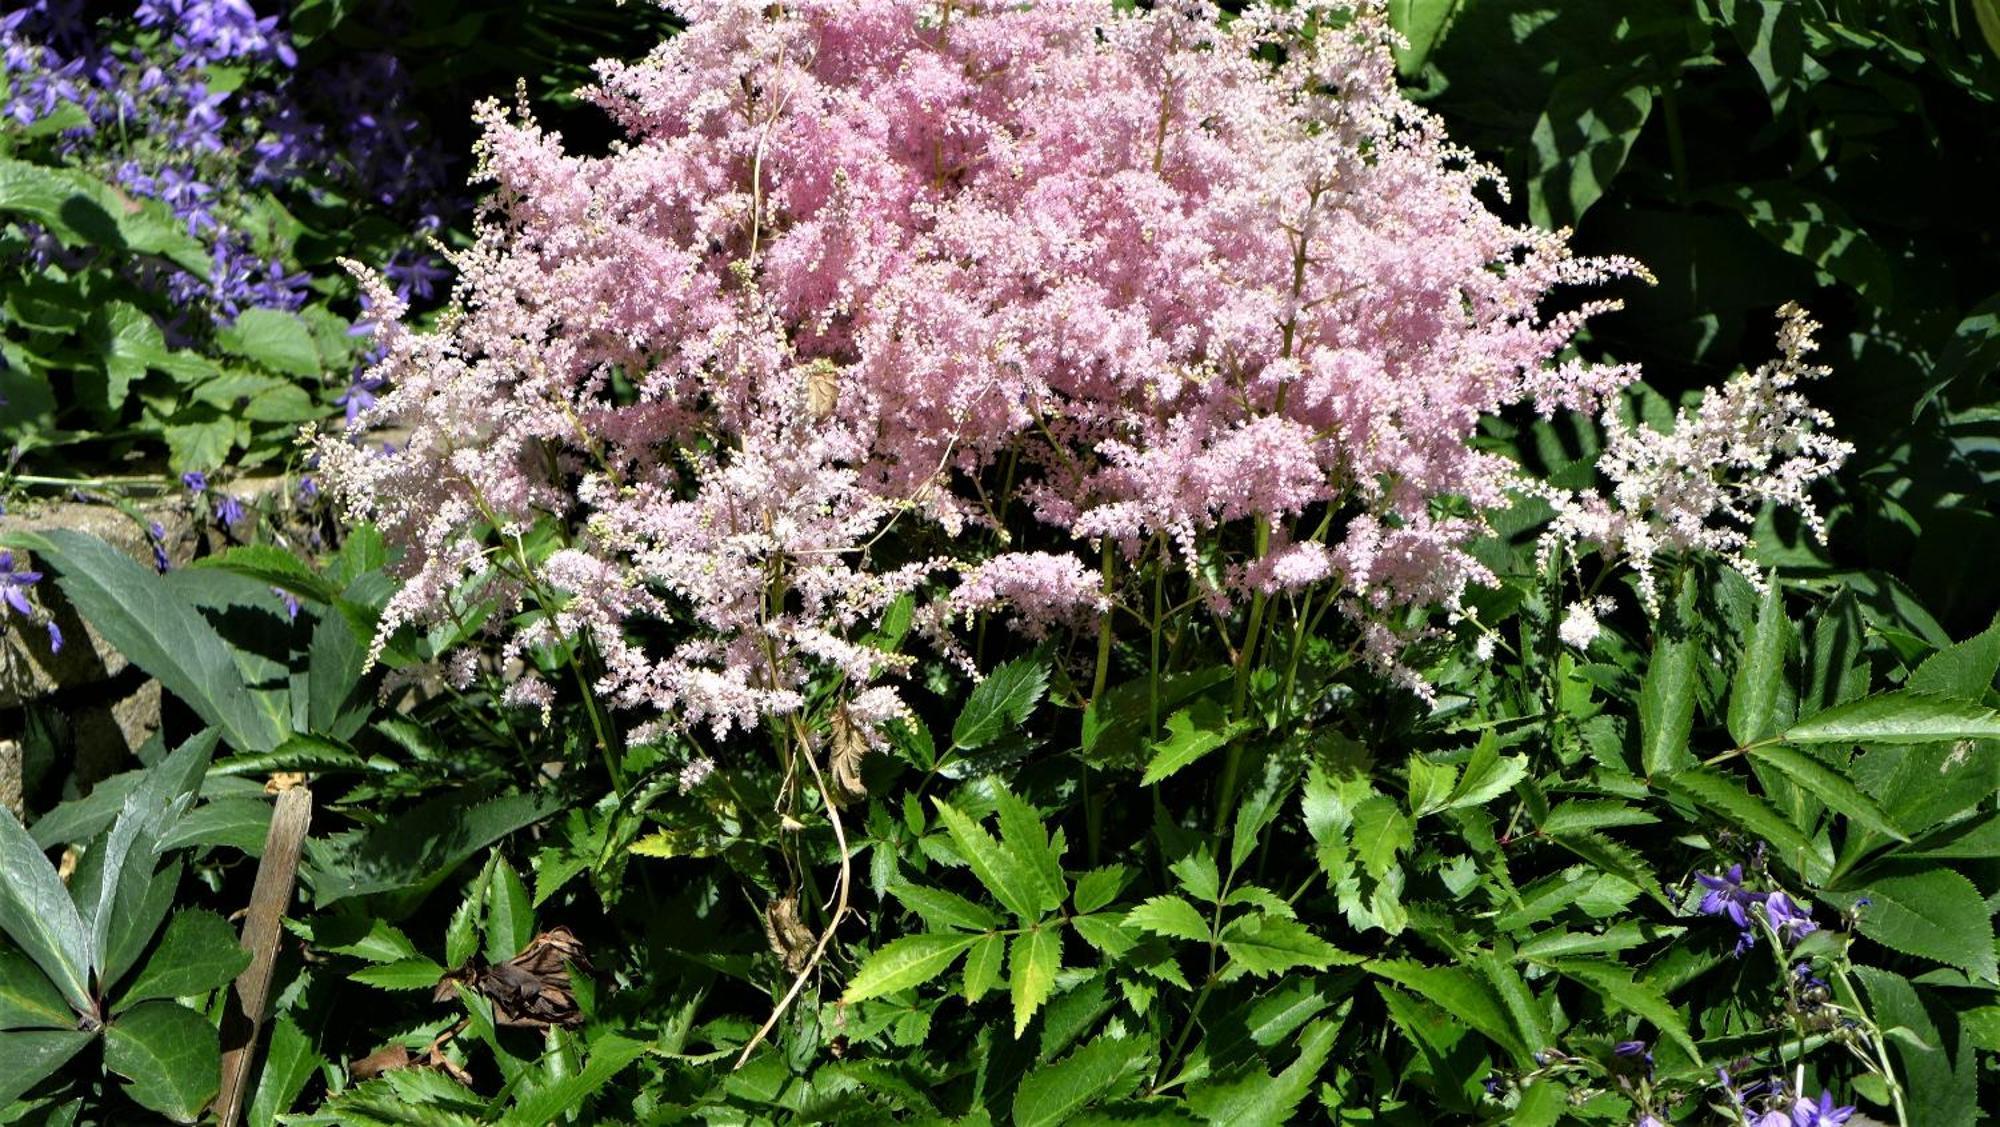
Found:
<box><xmin>318</xmin><ymin>0</ymin><xmax>1764</xmax><ymax>749</ymax></box>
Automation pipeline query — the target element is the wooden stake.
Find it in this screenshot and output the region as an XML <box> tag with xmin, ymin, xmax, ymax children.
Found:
<box><xmin>214</xmin><ymin>785</ymin><xmax>312</xmax><ymax>1127</ymax></box>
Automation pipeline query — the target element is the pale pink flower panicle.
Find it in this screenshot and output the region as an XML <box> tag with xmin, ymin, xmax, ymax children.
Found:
<box><xmin>316</xmin><ymin>0</ymin><xmax>1831</xmax><ymax>728</ymax></box>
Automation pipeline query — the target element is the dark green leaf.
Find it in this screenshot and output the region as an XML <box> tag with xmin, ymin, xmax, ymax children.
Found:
<box><xmin>0</xmin><ymin>946</ymin><xmax>74</xmax><ymax>1031</ymax></box>
<box><xmin>1012</xmin><ymin>1034</ymin><xmax>1149</xmax><ymax>1127</ymax></box>
<box><xmin>1727</xmin><ymin>578</ymin><xmax>1794</xmax><ymax>746</ymax></box>
<box><xmin>2</xmin><ymin>530</ymin><xmax>285</xmax><ymax>753</ymax></box>
<box><xmin>952</xmin><ymin>656</ymin><xmax>1048</xmax><ymax>750</ymax></box>
<box><xmin>115</xmin><ymin>910</ymin><xmax>249</xmax><ymax>1012</ymax></box>
<box><xmin>1842</xmin><ymin>870</ymin><xmax>1997</xmax><ymax>982</ymax></box>
<box><xmin>1783</xmin><ymin>692</ymin><xmax>2000</xmax><ymax>746</ymax></box>
<box><xmin>0</xmin><ymin>808</ymin><xmax>91</xmax><ymax>1015</ymax></box>
<box><xmin>0</xmin><ymin>1029</ymin><xmax>94</xmax><ymax>1106</ymax></box>
<box><xmin>1744</xmin><ymin>744</ymin><xmax>1906</xmax><ymax>841</ymax></box>
<box><xmin>104</xmin><ymin>1001</ymin><xmax>222</xmax><ymax>1123</ymax></box>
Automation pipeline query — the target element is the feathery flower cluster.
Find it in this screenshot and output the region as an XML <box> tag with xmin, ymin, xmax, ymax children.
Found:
<box><xmin>1544</xmin><ymin>303</ymin><xmax>1851</xmax><ymax>610</ymax></box>
<box><xmin>317</xmin><ymin>0</ymin><xmax>1837</xmax><ymax>745</ymax></box>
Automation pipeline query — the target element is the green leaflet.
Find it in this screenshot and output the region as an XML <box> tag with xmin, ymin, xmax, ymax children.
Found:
<box><xmin>1840</xmin><ymin>870</ymin><xmax>1998</xmax><ymax>983</ymax></box>
<box><xmin>1011</xmin><ymin>1033</ymin><xmax>1150</xmax><ymax>1127</ymax></box>
<box><xmin>842</xmin><ymin>934</ymin><xmax>979</xmax><ymax>1003</ymax></box>
<box><xmin>1783</xmin><ymin>691</ymin><xmax>2000</xmax><ymax>746</ymax></box>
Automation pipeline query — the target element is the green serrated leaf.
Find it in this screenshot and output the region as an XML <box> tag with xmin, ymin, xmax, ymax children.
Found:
<box><xmin>1186</xmin><ymin>1018</ymin><xmax>1337</xmax><ymax>1125</ymax></box>
<box><xmin>1728</xmin><ymin>578</ymin><xmax>1795</xmax><ymax>745</ymax></box>
<box><xmin>1011</xmin><ymin>1033</ymin><xmax>1149</xmax><ymax>1127</ymax></box>
<box><xmin>485</xmin><ymin>857</ymin><xmax>533</xmax><ymax>964</ymax></box>
<box><xmin>1547</xmin><ymin>960</ymin><xmax>1701</xmax><ymax>1065</ymax></box>
<box><xmin>890</xmin><ymin>882</ymin><xmax>1000</xmax><ymax>932</ymax></box>
<box><xmin>993</xmin><ymin>785</ymin><xmax>1067</xmax><ymax>916</ymax></box>
<box><xmin>1071</xmin><ymin>866</ymin><xmax>1128</xmax><ymax>915</ymax></box>
<box><xmin>1010</xmin><ymin>925</ymin><xmax>1061</xmax><ymax>1037</ymax></box>
<box><xmin>1219</xmin><ymin>916</ymin><xmax>1357</xmax><ymax>980</ymax></box>
<box><xmin>952</xmin><ymin>657</ymin><xmax>1048</xmax><ymax>750</ymax></box>
<box><xmin>1140</xmin><ymin>701</ymin><xmax>1232</xmax><ymax>785</ymax></box>
<box><xmin>1540</xmin><ymin>801</ymin><xmax>1659</xmax><ymax>835</ymax></box>
<box><xmin>961</xmin><ymin>932</ymin><xmax>1005</xmax><ymax>1002</ymax></box>
<box><xmin>1125</xmin><ymin>896</ymin><xmax>1210</xmax><ymax>944</ymax></box>
<box><xmin>1783</xmin><ymin>691</ymin><xmax>2000</xmax><ymax>746</ymax></box>
<box><xmin>1843</xmin><ymin>870</ymin><xmax>1997</xmax><ymax>982</ymax></box>
<box><xmin>1745</xmin><ymin>744</ymin><xmax>1906</xmax><ymax>841</ymax></box>
<box><xmin>1349</xmin><ymin>796</ymin><xmax>1411</xmax><ymax>880</ymax></box>
<box><xmin>842</xmin><ymin>934</ymin><xmax>977</xmax><ymax>1003</ymax></box>
<box><xmin>1369</xmin><ymin>960</ymin><xmax>1529</xmax><ymax>1065</ymax></box>
<box><xmin>1639</xmin><ymin>583</ymin><xmax>1699</xmax><ymax>777</ymax></box>
<box><xmin>932</xmin><ymin>799</ymin><xmax>1044</xmax><ymax>920</ymax></box>
<box><xmin>351</xmin><ymin>958</ymin><xmax>448</xmax><ymax>991</ymax></box>
<box><xmin>1664</xmin><ymin>768</ymin><xmax>1825</xmax><ymax>878</ymax></box>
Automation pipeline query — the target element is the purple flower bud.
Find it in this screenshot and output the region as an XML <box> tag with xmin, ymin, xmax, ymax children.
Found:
<box><xmin>182</xmin><ymin>470</ymin><xmax>207</xmax><ymax>493</ymax></box>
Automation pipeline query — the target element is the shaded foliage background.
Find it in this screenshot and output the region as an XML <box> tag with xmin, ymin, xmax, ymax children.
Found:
<box><xmin>1397</xmin><ymin>0</ymin><xmax>2000</xmax><ymax>634</ymax></box>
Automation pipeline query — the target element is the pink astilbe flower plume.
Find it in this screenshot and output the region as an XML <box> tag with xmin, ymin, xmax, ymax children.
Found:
<box><xmin>315</xmin><ymin>0</ymin><xmax>1781</xmax><ymax>734</ymax></box>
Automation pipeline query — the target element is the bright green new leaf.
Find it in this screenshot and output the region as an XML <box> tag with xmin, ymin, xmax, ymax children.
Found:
<box><xmin>104</xmin><ymin>1001</ymin><xmax>222</xmax><ymax>1124</ymax></box>
<box><xmin>1071</xmin><ymin>865</ymin><xmax>1128</xmax><ymax>915</ymax></box>
<box><xmin>842</xmin><ymin>934</ymin><xmax>978</xmax><ymax>1003</ymax></box>
<box><xmin>1125</xmin><ymin>895</ymin><xmax>1210</xmax><ymax>944</ymax></box>
<box><xmin>1010</xmin><ymin>926</ymin><xmax>1061</xmax><ymax>1037</ymax></box>
<box><xmin>932</xmin><ymin>799</ymin><xmax>1047</xmax><ymax>920</ymax></box>
<box><xmin>961</xmin><ymin>932</ymin><xmax>1005</xmax><ymax>1002</ymax></box>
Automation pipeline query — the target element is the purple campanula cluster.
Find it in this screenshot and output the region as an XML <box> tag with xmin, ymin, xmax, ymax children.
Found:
<box><xmin>1693</xmin><ymin>863</ymin><xmax>1819</xmax><ymax>956</ymax></box>
<box><xmin>0</xmin><ymin>549</ymin><xmax>61</xmax><ymax>652</ymax></box>
<box><xmin>2</xmin><ymin>0</ymin><xmax>453</xmax><ymax>331</ymax></box>
<box><xmin>1718</xmin><ymin>1068</ymin><xmax>1855</xmax><ymax>1127</ymax></box>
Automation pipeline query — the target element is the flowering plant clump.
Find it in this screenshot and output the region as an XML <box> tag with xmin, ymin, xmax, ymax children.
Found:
<box><xmin>321</xmin><ymin>0</ymin><xmax>1756</xmax><ymax>744</ymax></box>
<box><xmin>4</xmin><ymin>2</ymin><xmax>1993</xmax><ymax>1124</ymax></box>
